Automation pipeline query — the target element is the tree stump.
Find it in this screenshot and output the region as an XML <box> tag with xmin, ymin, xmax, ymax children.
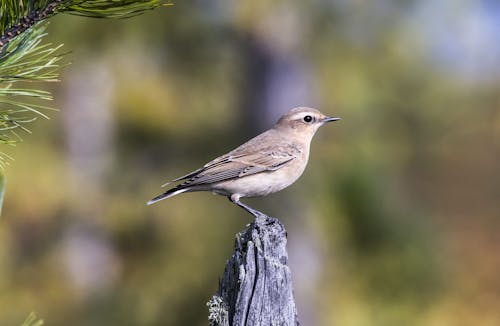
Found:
<box><xmin>207</xmin><ymin>214</ymin><xmax>299</xmax><ymax>326</ymax></box>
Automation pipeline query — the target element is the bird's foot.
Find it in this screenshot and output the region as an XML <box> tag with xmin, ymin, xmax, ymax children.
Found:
<box><xmin>241</xmin><ymin>204</ymin><xmax>267</xmax><ymax>220</ymax></box>
<box><xmin>229</xmin><ymin>196</ymin><xmax>272</xmax><ymax>222</ymax></box>
<box><xmin>238</xmin><ymin>203</ymin><xmax>275</xmax><ymax>225</ymax></box>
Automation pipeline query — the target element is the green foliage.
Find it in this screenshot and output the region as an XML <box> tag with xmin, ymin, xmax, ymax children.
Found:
<box><xmin>0</xmin><ymin>0</ymin><xmax>170</xmax><ymax>210</ymax></box>
<box><xmin>0</xmin><ymin>0</ymin><xmax>170</xmax><ymax>152</ymax></box>
<box><xmin>0</xmin><ymin>1</ymin><xmax>170</xmax><ymax>35</ymax></box>
<box><xmin>0</xmin><ymin>0</ymin><xmax>170</xmax><ymax>321</ymax></box>
<box><xmin>0</xmin><ymin>22</ymin><xmax>62</xmax><ymax>148</ymax></box>
<box><xmin>0</xmin><ymin>0</ymin><xmax>51</xmax><ymax>35</ymax></box>
<box><xmin>62</xmin><ymin>0</ymin><xmax>171</xmax><ymax>18</ymax></box>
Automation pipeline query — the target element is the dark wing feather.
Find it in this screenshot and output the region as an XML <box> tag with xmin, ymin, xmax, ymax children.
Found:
<box><xmin>169</xmin><ymin>154</ymin><xmax>245</xmax><ymax>182</ymax></box>
<box><xmin>177</xmin><ymin>151</ymin><xmax>295</xmax><ymax>187</ymax></box>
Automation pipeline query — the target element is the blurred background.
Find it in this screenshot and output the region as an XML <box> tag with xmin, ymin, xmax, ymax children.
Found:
<box><xmin>2</xmin><ymin>0</ymin><xmax>500</xmax><ymax>325</ymax></box>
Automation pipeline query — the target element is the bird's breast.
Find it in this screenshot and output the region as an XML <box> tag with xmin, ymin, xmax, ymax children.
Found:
<box><xmin>213</xmin><ymin>152</ymin><xmax>309</xmax><ymax>198</ymax></box>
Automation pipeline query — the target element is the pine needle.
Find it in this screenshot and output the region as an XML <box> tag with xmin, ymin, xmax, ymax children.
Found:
<box><xmin>0</xmin><ymin>23</ymin><xmax>62</xmax><ymax>150</ymax></box>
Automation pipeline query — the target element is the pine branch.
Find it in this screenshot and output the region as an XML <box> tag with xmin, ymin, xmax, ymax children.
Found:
<box><xmin>0</xmin><ymin>22</ymin><xmax>61</xmax><ymax>150</ymax></box>
<box><xmin>0</xmin><ymin>1</ymin><xmax>170</xmax><ymax>48</ymax></box>
<box><xmin>0</xmin><ymin>0</ymin><xmax>169</xmax><ymax>211</ymax></box>
<box><xmin>0</xmin><ymin>0</ymin><xmax>170</xmax><ymax>151</ymax></box>
<box><xmin>0</xmin><ymin>1</ymin><xmax>63</xmax><ymax>47</ymax></box>
<box><xmin>62</xmin><ymin>0</ymin><xmax>170</xmax><ymax>18</ymax></box>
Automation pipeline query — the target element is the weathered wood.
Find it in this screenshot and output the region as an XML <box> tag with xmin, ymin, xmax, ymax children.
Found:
<box><xmin>208</xmin><ymin>215</ymin><xmax>299</xmax><ymax>326</ymax></box>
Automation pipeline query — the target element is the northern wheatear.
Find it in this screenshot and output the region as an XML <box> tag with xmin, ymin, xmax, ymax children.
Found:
<box><xmin>147</xmin><ymin>107</ymin><xmax>340</xmax><ymax>218</ymax></box>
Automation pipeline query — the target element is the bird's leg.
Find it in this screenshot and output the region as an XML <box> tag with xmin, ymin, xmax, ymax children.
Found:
<box><xmin>229</xmin><ymin>194</ymin><xmax>267</xmax><ymax>219</ymax></box>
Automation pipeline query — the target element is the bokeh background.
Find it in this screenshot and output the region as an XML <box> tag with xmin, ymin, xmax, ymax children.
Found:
<box><xmin>2</xmin><ymin>1</ymin><xmax>500</xmax><ymax>325</ymax></box>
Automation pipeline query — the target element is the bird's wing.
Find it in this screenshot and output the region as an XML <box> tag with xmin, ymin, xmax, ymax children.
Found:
<box><xmin>160</xmin><ymin>154</ymin><xmax>240</xmax><ymax>186</ymax></box>
<box><xmin>176</xmin><ymin>151</ymin><xmax>296</xmax><ymax>187</ymax></box>
<box><xmin>164</xmin><ymin>154</ymin><xmax>245</xmax><ymax>185</ymax></box>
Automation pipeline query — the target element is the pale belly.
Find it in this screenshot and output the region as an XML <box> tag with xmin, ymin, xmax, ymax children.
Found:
<box><xmin>211</xmin><ymin>162</ymin><xmax>307</xmax><ymax>198</ymax></box>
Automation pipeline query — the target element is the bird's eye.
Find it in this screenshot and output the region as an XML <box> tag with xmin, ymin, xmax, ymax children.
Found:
<box><xmin>303</xmin><ymin>115</ymin><xmax>313</xmax><ymax>123</ymax></box>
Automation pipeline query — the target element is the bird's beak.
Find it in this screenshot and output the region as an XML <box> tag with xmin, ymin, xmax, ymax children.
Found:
<box><xmin>322</xmin><ymin>116</ymin><xmax>341</xmax><ymax>123</ymax></box>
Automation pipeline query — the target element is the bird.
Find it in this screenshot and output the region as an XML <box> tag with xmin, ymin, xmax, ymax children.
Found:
<box><xmin>147</xmin><ymin>107</ymin><xmax>340</xmax><ymax>218</ymax></box>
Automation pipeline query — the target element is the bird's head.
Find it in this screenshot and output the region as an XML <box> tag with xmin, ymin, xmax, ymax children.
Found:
<box><xmin>275</xmin><ymin>107</ymin><xmax>340</xmax><ymax>138</ymax></box>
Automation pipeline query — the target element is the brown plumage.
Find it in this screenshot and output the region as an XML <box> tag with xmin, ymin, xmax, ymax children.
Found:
<box><xmin>148</xmin><ymin>107</ymin><xmax>340</xmax><ymax>218</ymax></box>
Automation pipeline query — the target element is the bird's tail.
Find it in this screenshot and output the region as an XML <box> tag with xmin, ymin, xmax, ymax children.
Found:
<box><xmin>147</xmin><ymin>186</ymin><xmax>190</xmax><ymax>205</ymax></box>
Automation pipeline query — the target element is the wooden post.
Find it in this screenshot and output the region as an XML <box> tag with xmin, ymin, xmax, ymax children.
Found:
<box><xmin>207</xmin><ymin>215</ymin><xmax>299</xmax><ymax>326</ymax></box>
